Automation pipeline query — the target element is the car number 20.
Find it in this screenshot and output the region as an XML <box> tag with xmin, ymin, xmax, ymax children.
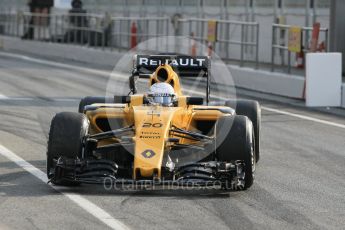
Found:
<box><xmin>142</xmin><ymin>123</ymin><xmax>163</xmax><ymax>128</ymax></box>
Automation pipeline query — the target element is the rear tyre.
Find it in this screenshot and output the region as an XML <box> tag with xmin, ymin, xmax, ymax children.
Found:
<box><xmin>225</xmin><ymin>99</ymin><xmax>261</xmax><ymax>162</ymax></box>
<box><xmin>78</xmin><ymin>96</ymin><xmax>114</xmax><ymax>113</ymax></box>
<box><xmin>47</xmin><ymin>112</ymin><xmax>89</xmax><ymax>185</ymax></box>
<box><xmin>215</xmin><ymin>115</ymin><xmax>255</xmax><ymax>190</ymax></box>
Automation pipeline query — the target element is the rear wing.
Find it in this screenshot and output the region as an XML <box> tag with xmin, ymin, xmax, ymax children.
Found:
<box><xmin>133</xmin><ymin>54</ymin><xmax>210</xmax><ymax>77</ymax></box>
<box><xmin>130</xmin><ymin>54</ymin><xmax>211</xmax><ymax>104</ymax></box>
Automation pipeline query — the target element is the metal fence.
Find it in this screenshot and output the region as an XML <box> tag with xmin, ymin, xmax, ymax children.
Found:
<box><xmin>0</xmin><ymin>10</ymin><xmax>259</xmax><ymax>67</ymax></box>
<box><xmin>271</xmin><ymin>23</ymin><xmax>329</xmax><ymax>73</ymax></box>
<box><xmin>177</xmin><ymin>18</ymin><xmax>260</xmax><ymax>68</ymax></box>
<box><xmin>0</xmin><ymin>10</ymin><xmax>170</xmax><ymax>51</ymax></box>
<box><xmin>110</xmin><ymin>16</ymin><xmax>170</xmax><ymax>50</ymax></box>
<box><xmin>20</xmin><ymin>12</ymin><xmax>107</xmax><ymax>45</ymax></box>
<box><xmin>0</xmin><ymin>10</ymin><xmax>17</xmax><ymax>36</ymax></box>
<box><xmin>0</xmin><ymin>10</ymin><xmax>331</xmax><ymax>75</ymax></box>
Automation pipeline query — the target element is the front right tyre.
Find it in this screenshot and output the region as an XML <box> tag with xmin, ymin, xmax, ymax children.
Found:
<box><xmin>78</xmin><ymin>96</ymin><xmax>114</xmax><ymax>113</ymax></box>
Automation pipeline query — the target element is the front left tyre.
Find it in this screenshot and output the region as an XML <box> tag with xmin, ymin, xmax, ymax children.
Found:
<box><xmin>215</xmin><ymin>115</ymin><xmax>255</xmax><ymax>190</ymax></box>
<box><xmin>46</xmin><ymin>112</ymin><xmax>89</xmax><ymax>185</ymax></box>
<box><xmin>225</xmin><ymin>99</ymin><xmax>261</xmax><ymax>163</ymax></box>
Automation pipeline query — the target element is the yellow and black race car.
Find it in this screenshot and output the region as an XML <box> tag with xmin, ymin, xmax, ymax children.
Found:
<box><xmin>46</xmin><ymin>54</ymin><xmax>261</xmax><ymax>190</ymax></box>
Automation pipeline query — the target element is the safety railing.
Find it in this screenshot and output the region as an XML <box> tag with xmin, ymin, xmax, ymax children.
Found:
<box><xmin>20</xmin><ymin>12</ymin><xmax>106</xmax><ymax>45</ymax></box>
<box><xmin>0</xmin><ymin>11</ymin><xmax>17</xmax><ymax>36</ymax></box>
<box><xmin>271</xmin><ymin>23</ymin><xmax>329</xmax><ymax>73</ymax></box>
<box><xmin>0</xmin><ymin>10</ymin><xmax>262</xmax><ymax>70</ymax></box>
<box><xmin>0</xmin><ymin>10</ymin><xmax>170</xmax><ymax>51</ymax></box>
<box><xmin>177</xmin><ymin>18</ymin><xmax>260</xmax><ymax>68</ymax></box>
<box><xmin>110</xmin><ymin>16</ymin><xmax>170</xmax><ymax>51</ymax></box>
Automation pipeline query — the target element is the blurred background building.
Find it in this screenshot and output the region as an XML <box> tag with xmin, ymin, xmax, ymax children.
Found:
<box><xmin>0</xmin><ymin>0</ymin><xmax>331</xmax><ymax>26</ymax></box>
<box><xmin>0</xmin><ymin>0</ymin><xmax>331</xmax><ymax>69</ymax></box>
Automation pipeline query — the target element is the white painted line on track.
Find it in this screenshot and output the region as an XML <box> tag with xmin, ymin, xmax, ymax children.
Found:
<box><xmin>0</xmin><ymin>51</ymin><xmax>344</xmax><ymax>129</ymax></box>
<box><xmin>0</xmin><ymin>97</ymin><xmax>78</xmax><ymax>102</ymax></box>
<box><xmin>53</xmin><ymin>98</ymin><xmax>80</xmax><ymax>102</ymax></box>
<box><xmin>0</xmin><ymin>94</ymin><xmax>9</xmax><ymax>99</ymax></box>
<box><xmin>260</xmin><ymin>106</ymin><xmax>345</xmax><ymax>129</ymax></box>
<box><xmin>0</xmin><ymin>52</ymin><xmax>111</xmax><ymax>77</ymax></box>
<box><xmin>0</xmin><ymin>97</ymin><xmax>34</xmax><ymax>101</ymax></box>
<box><xmin>0</xmin><ymin>144</ymin><xmax>130</xmax><ymax>230</ymax></box>
<box><xmin>183</xmin><ymin>89</ymin><xmax>345</xmax><ymax>129</ymax></box>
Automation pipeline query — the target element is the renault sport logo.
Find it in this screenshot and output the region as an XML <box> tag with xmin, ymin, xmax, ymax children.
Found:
<box><xmin>136</xmin><ymin>55</ymin><xmax>208</xmax><ymax>69</ymax></box>
<box><xmin>141</xmin><ymin>149</ymin><xmax>156</xmax><ymax>159</ymax></box>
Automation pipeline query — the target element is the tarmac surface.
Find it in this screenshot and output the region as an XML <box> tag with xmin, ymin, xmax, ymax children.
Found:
<box><xmin>0</xmin><ymin>52</ymin><xmax>344</xmax><ymax>230</ymax></box>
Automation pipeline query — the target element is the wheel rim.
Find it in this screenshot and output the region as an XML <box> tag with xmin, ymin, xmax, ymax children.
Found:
<box><xmin>251</xmin><ymin>132</ymin><xmax>256</xmax><ymax>173</ymax></box>
<box><xmin>46</xmin><ymin>155</ymin><xmax>54</xmax><ymax>179</ymax></box>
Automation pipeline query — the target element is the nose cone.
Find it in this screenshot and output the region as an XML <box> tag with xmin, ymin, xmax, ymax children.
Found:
<box><xmin>132</xmin><ymin>106</ymin><xmax>179</xmax><ymax>179</ymax></box>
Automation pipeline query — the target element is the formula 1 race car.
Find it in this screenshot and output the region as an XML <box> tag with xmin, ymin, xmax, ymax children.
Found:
<box><xmin>46</xmin><ymin>54</ymin><xmax>261</xmax><ymax>190</ymax></box>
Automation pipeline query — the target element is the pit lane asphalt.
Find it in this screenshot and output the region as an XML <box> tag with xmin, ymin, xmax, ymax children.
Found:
<box><xmin>0</xmin><ymin>52</ymin><xmax>344</xmax><ymax>230</ymax></box>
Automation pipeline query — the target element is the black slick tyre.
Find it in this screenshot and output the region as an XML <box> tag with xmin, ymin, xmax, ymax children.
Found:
<box><xmin>215</xmin><ymin>115</ymin><xmax>255</xmax><ymax>190</ymax></box>
<box><xmin>225</xmin><ymin>99</ymin><xmax>261</xmax><ymax>162</ymax></box>
<box><xmin>47</xmin><ymin>112</ymin><xmax>89</xmax><ymax>185</ymax></box>
<box><xmin>78</xmin><ymin>96</ymin><xmax>114</xmax><ymax>113</ymax></box>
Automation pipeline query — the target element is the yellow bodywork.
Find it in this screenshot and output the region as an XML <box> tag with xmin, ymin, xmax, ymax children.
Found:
<box><xmin>85</xmin><ymin>64</ymin><xmax>227</xmax><ymax>179</ymax></box>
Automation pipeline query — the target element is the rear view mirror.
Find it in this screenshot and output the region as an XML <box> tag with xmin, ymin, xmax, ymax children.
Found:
<box><xmin>186</xmin><ymin>97</ymin><xmax>204</xmax><ymax>105</ymax></box>
<box><xmin>129</xmin><ymin>75</ymin><xmax>138</xmax><ymax>94</ymax></box>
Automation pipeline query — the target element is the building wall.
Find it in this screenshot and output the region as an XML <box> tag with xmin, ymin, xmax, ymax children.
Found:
<box><xmin>0</xmin><ymin>0</ymin><xmax>331</xmax><ymax>63</ymax></box>
<box><xmin>74</xmin><ymin>0</ymin><xmax>332</xmax><ymax>63</ymax></box>
<box><xmin>0</xmin><ymin>0</ymin><xmax>28</xmax><ymax>12</ymax></box>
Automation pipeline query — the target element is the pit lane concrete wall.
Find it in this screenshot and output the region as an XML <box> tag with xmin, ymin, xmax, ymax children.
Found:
<box><xmin>0</xmin><ymin>36</ymin><xmax>122</xmax><ymax>66</ymax></box>
<box><xmin>228</xmin><ymin>65</ymin><xmax>305</xmax><ymax>99</ymax></box>
<box><xmin>1</xmin><ymin>35</ymin><xmax>344</xmax><ymax>108</ymax></box>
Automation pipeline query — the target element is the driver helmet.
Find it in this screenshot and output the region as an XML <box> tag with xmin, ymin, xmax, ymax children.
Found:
<box><xmin>147</xmin><ymin>83</ymin><xmax>176</xmax><ymax>106</ymax></box>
